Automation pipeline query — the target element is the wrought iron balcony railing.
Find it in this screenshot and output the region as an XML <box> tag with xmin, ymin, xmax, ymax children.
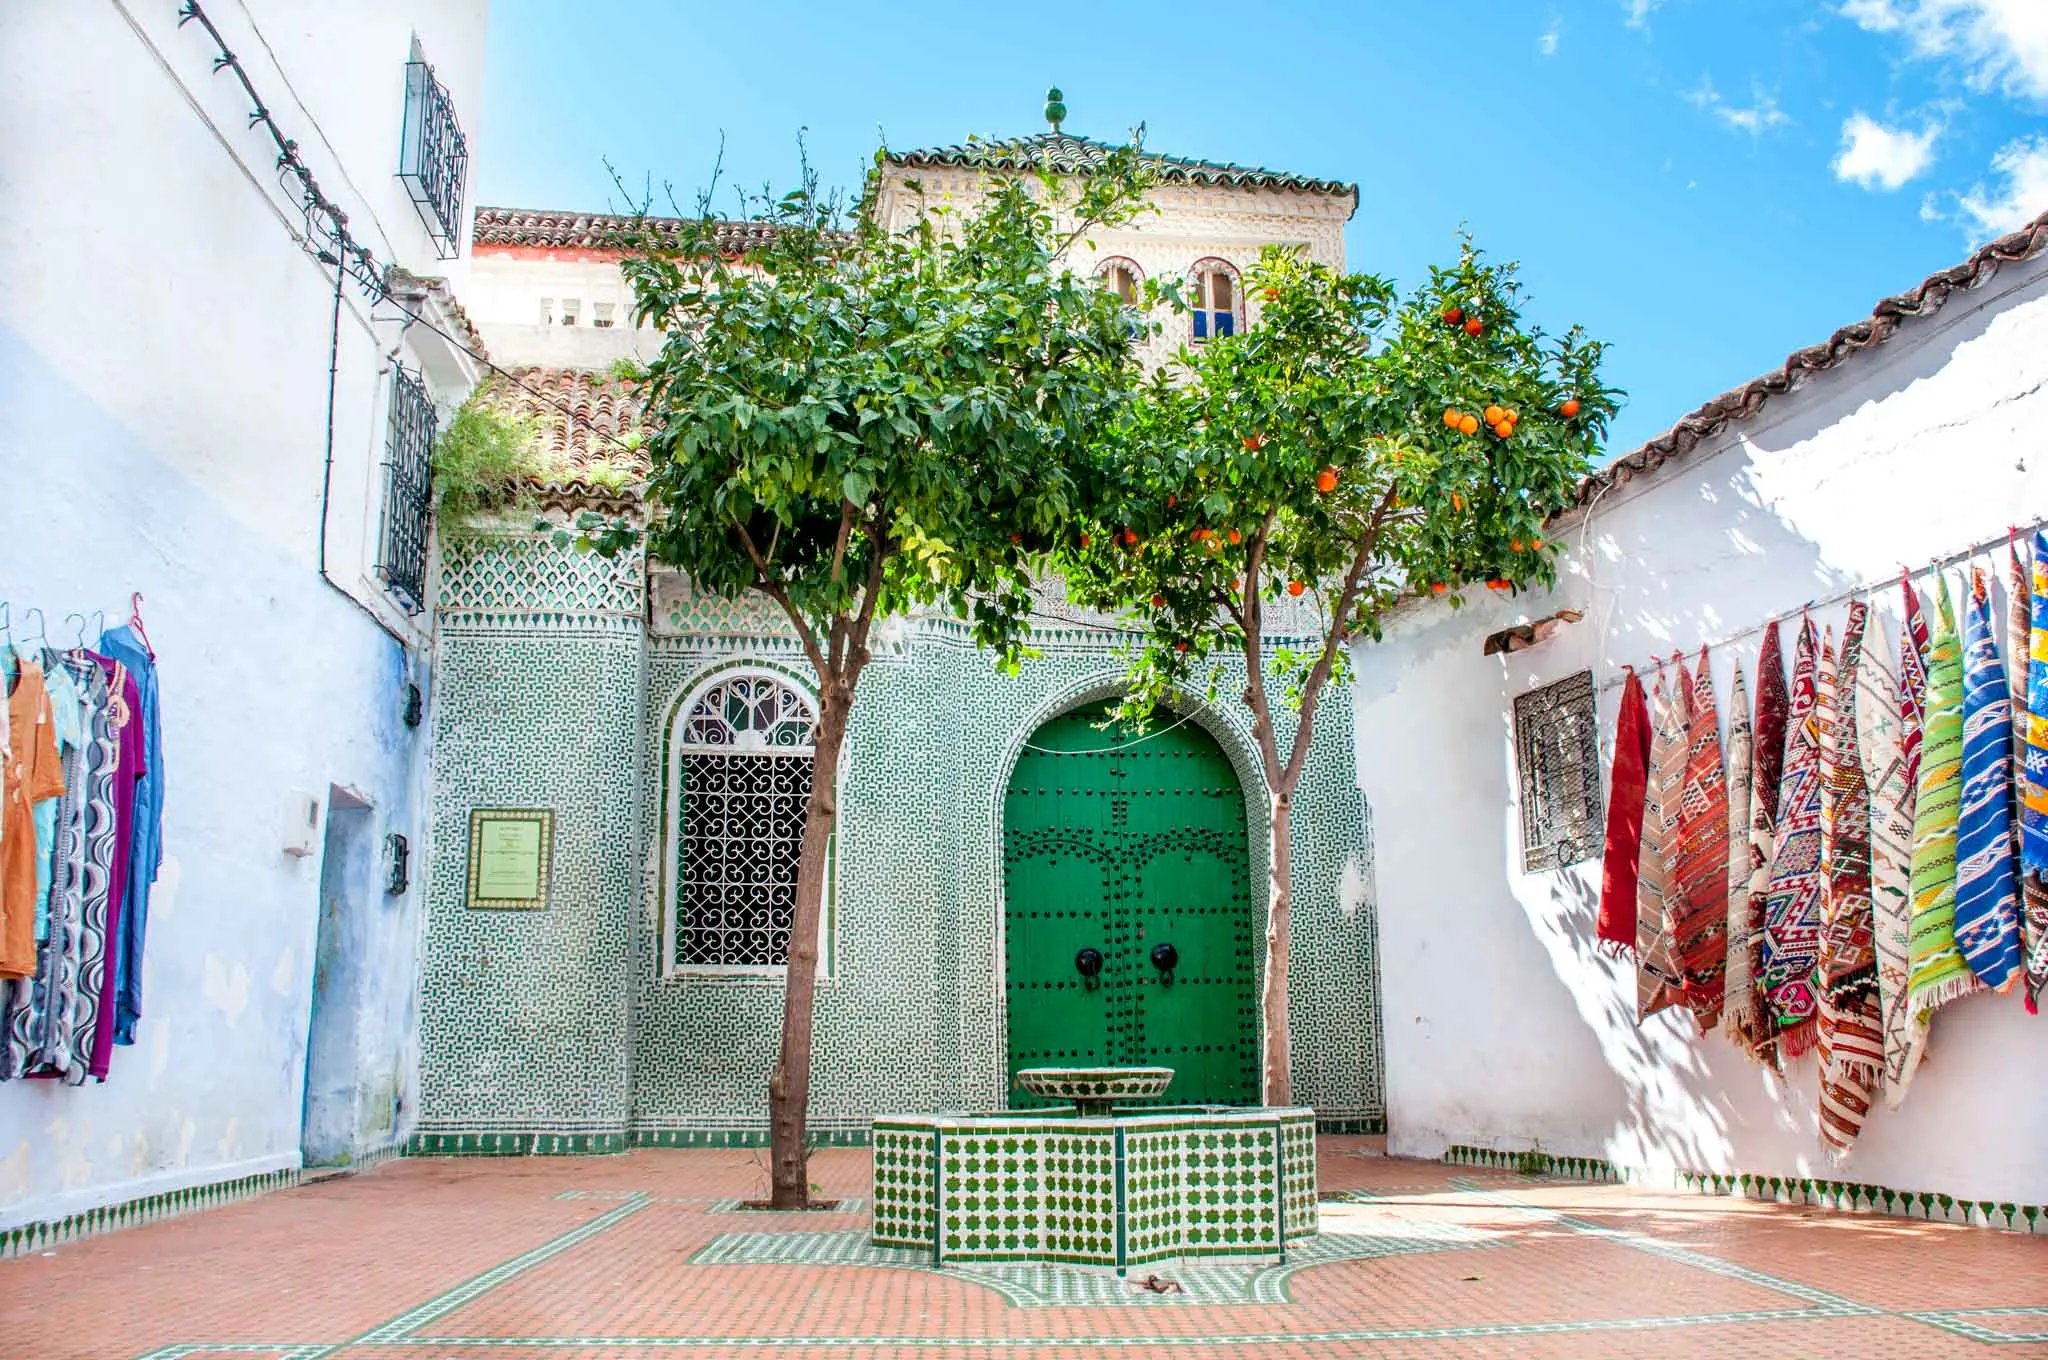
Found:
<box><xmin>398</xmin><ymin>59</ymin><xmax>468</xmax><ymax>259</ymax></box>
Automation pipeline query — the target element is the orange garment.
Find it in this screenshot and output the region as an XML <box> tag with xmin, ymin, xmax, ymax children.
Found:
<box><xmin>2</xmin><ymin>661</ymin><xmax>64</xmax><ymax>978</ymax></box>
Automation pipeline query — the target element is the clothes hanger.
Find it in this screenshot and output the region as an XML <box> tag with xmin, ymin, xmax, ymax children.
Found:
<box><xmin>128</xmin><ymin>592</ymin><xmax>155</xmax><ymax>658</ymax></box>
<box><xmin>22</xmin><ymin>608</ymin><xmax>47</xmax><ymax>649</ymax></box>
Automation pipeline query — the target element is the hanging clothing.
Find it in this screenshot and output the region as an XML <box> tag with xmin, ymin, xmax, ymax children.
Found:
<box><xmin>83</xmin><ymin>658</ymin><xmax>142</xmax><ymax>1082</ymax></box>
<box><xmin>4</xmin><ymin>656</ymin><xmax>103</xmax><ymax>1080</ymax></box>
<box><xmin>1636</xmin><ymin>671</ymin><xmax>1687</xmax><ymax>1021</ymax></box>
<box><xmin>2020</xmin><ymin>531</ymin><xmax>2048</xmax><ymax>1011</ymax></box>
<box><xmin>1761</xmin><ymin>618</ymin><xmax>1825</xmax><ymax>1056</ymax></box>
<box><xmin>1955</xmin><ymin>567</ymin><xmax>2022</xmax><ymax>990</ymax></box>
<box><xmin>61</xmin><ymin>659</ymin><xmax>120</xmax><ymax>1084</ymax></box>
<box><xmin>23</xmin><ymin>649</ymin><xmax>82</xmax><ymax>946</ymax></box>
<box><xmin>3</xmin><ymin>659</ymin><xmax>66</xmax><ymax>979</ymax></box>
<box><xmin>1818</xmin><ymin>603</ymin><xmax>1881</xmax><ymax>1160</ymax></box>
<box><xmin>1721</xmin><ymin>662</ymin><xmax>1767</xmax><ymax>1056</ymax></box>
<box><xmin>1753</xmin><ymin>623</ymin><xmax>1790</xmax><ymax>828</ymax></box>
<box><xmin>93</xmin><ymin>625</ymin><xmax>159</xmax><ymax>1046</ymax></box>
<box><xmin>1745</xmin><ymin>623</ymin><xmax>1791</xmax><ymax>1069</ymax></box>
<box><xmin>1902</xmin><ymin>575</ymin><xmax>1981</xmax><ymax>1100</ymax></box>
<box><xmin>1856</xmin><ymin>617</ymin><xmax>1916</xmax><ymax>1102</ymax></box>
<box><xmin>1598</xmin><ymin>669</ymin><xmax>1652</xmax><ymax>958</ymax></box>
<box><xmin>1671</xmin><ymin>649</ymin><xmax>1730</xmax><ymax>1030</ymax></box>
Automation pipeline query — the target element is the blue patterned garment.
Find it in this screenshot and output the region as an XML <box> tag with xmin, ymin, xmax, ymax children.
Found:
<box><xmin>1955</xmin><ymin>567</ymin><xmax>2022</xmax><ymax>991</ymax></box>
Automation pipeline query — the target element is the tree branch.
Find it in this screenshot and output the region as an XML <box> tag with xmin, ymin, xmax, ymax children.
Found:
<box><xmin>1278</xmin><ymin>483</ymin><xmax>1398</xmax><ymax>789</ymax></box>
<box><xmin>734</xmin><ymin>519</ymin><xmax>829</xmax><ymax>678</ymax></box>
<box><xmin>1239</xmin><ymin>507</ymin><xmax>1284</xmax><ymax>790</ymax></box>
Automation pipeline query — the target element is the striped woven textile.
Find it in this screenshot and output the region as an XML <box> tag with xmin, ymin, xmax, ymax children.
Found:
<box><xmin>1761</xmin><ymin>619</ymin><xmax>1825</xmax><ymax>1056</ymax></box>
<box><xmin>1672</xmin><ymin>648</ymin><xmax>1730</xmax><ymax>1030</ymax></box>
<box><xmin>1745</xmin><ymin>622</ymin><xmax>1790</xmax><ymax>1068</ymax></box>
<box><xmin>1818</xmin><ymin>603</ymin><xmax>1881</xmax><ymax>1159</ymax></box>
<box><xmin>1598</xmin><ymin>669</ymin><xmax>1652</xmax><ymax>959</ymax></box>
<box><xmin>1902</xmin><ymin>575</ymin><xmax>1982</xmax><ymax>1100</ymax></box>
<box><xmin>1754</xmin><ymin>622</ymin><xmax>1790</xmax><ymax>827</ymax></box>
<box><xmin>1855</xmin><ymin>615</ymin><xmax>1916</xmax><ymax>1103</ymax></box>
<box><xmin>2022</xmin><ymin>531</ymin><xmax>2048</xmax><ymax>1010</ymax></box>
<box><xmin>1637</xmin><ymin>667</ymin><xmax>1689</xmax><ymax>1021</ymax></box>
<box><xmin>1956</xmin><ymin>566</ymin><xmax>2022</xmax><ymax>991</ymax></box>
<box><xmin>2011</xmin><ymin>541</ymin><xmax>2031</xmax><ymax>767</ymax></box>
<box><xmin>1722</xmin><ymin>662</ymin><xmax>1769</xmax><ymax>1057</ymax></box>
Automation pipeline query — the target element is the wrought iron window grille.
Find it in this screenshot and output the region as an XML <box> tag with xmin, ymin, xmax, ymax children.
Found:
<box><xmin>670</xmin><ymin>674</ymin><xmax>819</xmax><ymax>971</ymax></box>
<box><xmin>1513</xmin><ymin>670</ymin><xmax>1603</xmax><ymax>873</ymax></box>
<box><xmin>398</xmin><ymin>56</ymin><xmax>468</xmax><ymax>259</ymax></box>
<box><xmin>377</xmin><ymin>364</ymin><xmax>435</xmax><ymax>613</ymax></box>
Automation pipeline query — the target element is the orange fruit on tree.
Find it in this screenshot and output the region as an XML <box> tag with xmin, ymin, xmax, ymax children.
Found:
<box><xmin>1493</xmin><ymin>421</ymin><xmax>1512</xmax><ymax>438</ymax></box>
<box><xmin>1483</xmin><ymin>405</ymin><xmax>1504</xmax><ymax>426</ymax></box>
<box><xmin>1430</xmin><ymin>582</ymin><xmax>1448</xmax><ymax>595</ymax></box>
<box><xmin>1227</xmin><ymin>528</ymin><xmax>1241</xmax><ymax>545</ymax></box>
<box><xmin>1487</xmin><ymin>577</ymin><xmax>1511</xmax><ymax>591</ymax></box>
<box><xmin>1503</xmin><ymin>408</ymin><xmax>1518</xmax><ymax>425</ymax></box>
<box><xmin>1443</xmin><ymin>408</ymin><xmax>1461</xmax><ymax>429</ymax></box>
<box><xmin>1459</xmin><ymin>414</ymin><xmax>1480</xmax><ymax>436</ymax></box>
<box><xmin>1510</xmin><ymin>538</ymin><xmax>1526</xmax><ymax>552</ymax></box>
<box><xmin>1452</xmin><ymin>492</ymin><xmax>1465</xmax><ymax>511</ymax></box>
<box><xmin>1443</xmin><ymin>306</ymin><xmax>1463</xmax><ymax>325</ymax></box>
<box><xmin>1561</xmin><ymin>398</ymin><xmax>1582</xmax><ymax>418</ymax></box>
<box><xmin>1151</xmin><ymin>594</ymin><xmax>1166</xmax><ymax>609</ymax></box>
<box><xmin>1262</xmin><ymin>287</ymin><xmax>1279</xmax><ymax>302</ymax></box>
<box><xmin>1316</xmin><ymin>467</ymin><xmax>1339</xmax><ymax>494</ymax></box>
<box><xmin>1464</xmin><ymin>317</ymin><xmax>1483</xmax><ymax>336</ymax></box>
<box><xmin>1121</xmin><ymin>528</ymin><xmax>1138</xmax><ymax>547</ymax></box>
<box><xmin>1230</xmin><ymin>578</ymin><xmax>1243</xmax><ymax>592</ymax></box>
<box><xmin>1286</xmin><ymin>580</ymin><xmax>1306</xmax><ymax>597</ymax></box>
<box><xmin>1080</xmin><ymin>533</ymin><xmax>1091</xmax><ymax>548</ymax></box>
<box><xmin>1530</xmin><ymin>538</ymin><xmax>1545</xmax><ymax>550</ymax></box>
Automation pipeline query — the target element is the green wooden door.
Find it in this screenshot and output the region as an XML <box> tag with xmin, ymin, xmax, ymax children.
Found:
<box><xmin>1003</xmin><ymin>704</ymin><xmax>1255</xmax><ymax>1106</ymax></box>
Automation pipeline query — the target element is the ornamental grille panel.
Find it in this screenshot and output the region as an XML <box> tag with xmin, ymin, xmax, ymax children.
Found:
<box><xmin>677</xmin><ymin>754</ymin><xmax>810</xmax><ymax>966</ymax></box>
<box><xmin>671</xmin><ymin>673</ymin><xmax>819</xmax><ymax>970</ymax></box>
<box><xmin>1513</xmin><ymin>670</ymin><xmax>1603</xmax><ymax>873</ymax></box>
<box><xmin>398</xmin><ymin>56</ymin><xmax>468</xmax><ymax>258</ymax></box>
<box><xmin>378</xmin><ymin>363</ymin><xmax>435</xmax><ymax>613</ymax></box>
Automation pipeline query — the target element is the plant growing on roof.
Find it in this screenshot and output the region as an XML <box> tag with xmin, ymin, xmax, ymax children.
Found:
<box><xmin>616</xmin><ymin>137</ymin><xmax>1164</xmax><ymax>1209</ymax></box>
<box><xmin>1061</xmin><ymin>239</ymin><xmax>1618</xmax><ymax>1104</ymax></box>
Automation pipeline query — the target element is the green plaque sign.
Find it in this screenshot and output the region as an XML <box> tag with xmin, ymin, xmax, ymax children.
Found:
<box><xmin>466</xmin><ymin>807</ymin><xmax>554</xmax><ymax>910</ymax></box>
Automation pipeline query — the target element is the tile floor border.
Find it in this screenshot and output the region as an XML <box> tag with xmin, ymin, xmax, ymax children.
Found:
<box><xmin>1</xmin><ymin>1166</ymin><xmax>303</xmax><ymax>1263</ymax></box>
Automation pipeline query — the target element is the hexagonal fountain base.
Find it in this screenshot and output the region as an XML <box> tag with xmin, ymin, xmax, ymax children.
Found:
<box><xmin>871</xmin><ymin>1105</ymin><xmax>1317</xmax><ymax>1271</ymax></box>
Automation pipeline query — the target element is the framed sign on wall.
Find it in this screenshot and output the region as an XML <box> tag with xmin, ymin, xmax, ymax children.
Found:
<box><xmin>465</xmin><ymin>807</ymin><xmax>555</xmax><ymax>910</ymax></box>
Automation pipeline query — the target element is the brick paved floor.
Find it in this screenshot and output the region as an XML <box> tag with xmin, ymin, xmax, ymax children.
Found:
<box><xmin>1</xmin><ymin>1137</ymin><xmax>2043</xmax><ymax>1358</ymax></box>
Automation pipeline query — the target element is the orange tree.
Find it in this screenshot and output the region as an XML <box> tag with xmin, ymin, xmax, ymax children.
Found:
<box><xmin>1060</xmin><ymin>241</ymin><xmax>1617</xmax><ymax>1104</ymax></box>
<box><xmin>616</xmin><ymin>143</ymin><xmax>1162</xmax><ymax>1207</ymax></box>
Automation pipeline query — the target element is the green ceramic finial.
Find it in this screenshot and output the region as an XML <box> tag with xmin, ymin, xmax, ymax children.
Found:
<box><xmin>1045</xmin><ymin>87</ymin><xmax>1066</xmax><ymax>133</ymax></box>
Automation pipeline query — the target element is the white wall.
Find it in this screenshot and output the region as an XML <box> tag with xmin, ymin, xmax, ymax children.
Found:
<box><xmin>1355</xmin><ymin>246</ymin><xmax>2048</xmax><ymax>1206</ymax></box>
<box><xmin>0</xmin><ymin>0</ymin><xmax>487</xmax><ymax>1226</ymax></box>
<box><xmin>465</xmin><ymin>251</ymin><xmax>657</xmax><ymax>371</ymax></box>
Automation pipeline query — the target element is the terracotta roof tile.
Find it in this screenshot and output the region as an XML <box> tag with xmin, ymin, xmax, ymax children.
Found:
<box><xmin>886</xmin><ymin>132</ymin><xmax>1358</xmax><ymax>208</ymax></box>
<box><xmin>472</xmin><ymin>206</ymin><xmax>778</xmax><ymax>255</ymax></box>
<box><xmin>473</xmin><ymin>366</ymin><xmax>651</xmax><ymax>480</ymax></box>
<box><xmin>1572</xmin><ymin>208</ymin><xmax>2048</xmax><ymax>511</ymax></box>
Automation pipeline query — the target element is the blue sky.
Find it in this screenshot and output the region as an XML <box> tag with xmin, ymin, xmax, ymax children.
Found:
<box><xmin>472</xmin><ymin>0</ymin><xmax>2046</xmax><ymax>457</ymax></box>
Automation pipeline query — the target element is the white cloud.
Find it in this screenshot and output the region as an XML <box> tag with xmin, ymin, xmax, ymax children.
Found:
<box><xmin>1624</xmin><ymin>0</ymin><xmax>1662</xmax><ymax>30</ymax></box>
<box><xmin>1837</xmin><ymin>0</ymin><xmax>2048</xmax><ymax>102</ymax></box>
<box><xmin>1954</xmin><ymin>134</ymin><xmax>2048</xmax><ymax>239</ymax></box>
<box><xmin>1685</xmin><ymin>76</ymin><xmax>1794</xmax><ymax>135</ymax></box>
<box><xmin>1540</xmin><ymin>19</ymin><xmax>1561</xmax><ymax>56</ymax></box>
<box><xmin>1832</xmin><ymin>112</ymin><xmax>1942</xmax><ymax>189</ymax></box>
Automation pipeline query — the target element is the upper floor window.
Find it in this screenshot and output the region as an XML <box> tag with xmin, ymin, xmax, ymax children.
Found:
<box><xmin>376</xmin><ymin>364</ymin><xmax>435</xmax><ymax>613</ymax></box>
<box><xmin>593</xmin><ymin>301</ymin><xmax>615</xmax><ymax>329</ymax></box>
<box><xmin>559</xmin><ymin>298</ymin><xmax>580</xmax><ymax>326</ymax></box>
<box><xmin>667</xmin><ymin>671</ymin><xmax>819</xmax><ymax>972</ymax></box>
<box><xmin>1191</xmin><ymin>260</ymin><xmax>1238</xmax><ymax>343</ymax></box>
<box><xmin>1098</xmin><ymin>258</ymin><xmax>1142</xmax><ymax>305</ymax></box>
<box><xmin>397</xmin><ymin>44</ymin><xmax>468</xmax><ymax>259</ymax></box>
<box><xmin>539</xmin><ymin>297</ymin><xmax>555</xmax><ymax>326</ymax></box>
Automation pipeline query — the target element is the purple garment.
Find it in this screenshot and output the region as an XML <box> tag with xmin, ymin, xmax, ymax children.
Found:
<box><xmin>86</xmin><ymin>658</ymin><xmax>143</xmax><ymax>1081</ymax></box>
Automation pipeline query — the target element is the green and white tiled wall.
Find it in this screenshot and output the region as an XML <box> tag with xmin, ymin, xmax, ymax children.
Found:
<box><xmin>414</xmin><ymin>529</ymin><xmax>1386</xmax><ymax>1148</ymax></box>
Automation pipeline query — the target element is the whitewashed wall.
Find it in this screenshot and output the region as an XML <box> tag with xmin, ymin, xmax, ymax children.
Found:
<box><xmin>0</xmin><ymin>0</ymin><xmax>487</xmax><ymax>1228</ymax></box>
<box><xmin>1354</xmin><ymin>246</ymin><xmax>2048</xmax><ymax>1205</ymax></box>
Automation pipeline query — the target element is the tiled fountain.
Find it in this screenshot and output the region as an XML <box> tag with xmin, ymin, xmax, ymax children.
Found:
<box><xmin>872</xmin><ymin>1067</ymin><xmax>1317</xmax><ymax>1272</ymax></box>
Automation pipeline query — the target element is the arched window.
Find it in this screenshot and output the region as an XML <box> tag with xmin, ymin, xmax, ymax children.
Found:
<box><xmin>667</xmin><ymin>671</ymin><xmax>818</xmax><ymax>972</ymax></box>
<box><xmin>1097</xmin><ymin>257</ymin><xmax>1143</xmax><ymax>305</ymax></box>
<box><xmin>1190</xmin><ymin>259</ymin><xmax>1239</xmax><ymax>342</ymax></box>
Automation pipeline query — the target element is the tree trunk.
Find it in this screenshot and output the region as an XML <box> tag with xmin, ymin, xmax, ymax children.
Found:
<box><xmin>1261</xmin><ymin>787</ymin><xmax>1295</xmax><ymax>1107</ymax></box>
<box><xmin>768</xmin><ymin>694</ymin><xmax>847</xmax><ymax>1209</ymax></box>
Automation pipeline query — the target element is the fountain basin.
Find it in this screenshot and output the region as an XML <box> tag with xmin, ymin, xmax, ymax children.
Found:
<box><xmin>871</xmin><ymin>1104</ymin><xmax>1317</xmax><ymax>1270</ymax></box>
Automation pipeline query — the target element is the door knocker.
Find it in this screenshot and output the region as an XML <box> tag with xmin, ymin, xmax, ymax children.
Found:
<box><xmin>1150</xmin><ymin>942</ymin><xmax>1179</xmax><ymax>985</ymax></box>
<box><xmin>1074</xmin><ymin>947</ymin><xmax>1105</xmax><ymax>991</ymax></box>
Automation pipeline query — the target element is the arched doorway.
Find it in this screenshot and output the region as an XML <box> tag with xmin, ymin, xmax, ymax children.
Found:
<box><xmin>1002</xmin><ymin>702</ymin><xmax>1256</xmax><ymax>1106</ymax></box>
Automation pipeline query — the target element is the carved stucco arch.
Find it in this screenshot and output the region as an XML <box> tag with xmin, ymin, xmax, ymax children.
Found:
<box><xmin>977</xmin><ymin>669</ymin><xmax>1273</xmax><ymax>1104</ymax></box>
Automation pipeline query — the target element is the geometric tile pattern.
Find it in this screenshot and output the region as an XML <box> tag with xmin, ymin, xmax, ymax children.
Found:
<box><xmin>419</xmin><ymin>532</ymin><xmax>1385</xmax><ymax>1147</ymax></box>
<box><xmin>872</xmin><ymin>1108</ymin><xmax>1315</xmax><ymax>1270</ymax></box>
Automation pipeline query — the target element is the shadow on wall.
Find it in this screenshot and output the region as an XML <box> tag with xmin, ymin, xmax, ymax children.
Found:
<box><xmin>1369</xmin><ymin>270</ymin><xmax>2048</xmax><ymax>1198</ymax></box>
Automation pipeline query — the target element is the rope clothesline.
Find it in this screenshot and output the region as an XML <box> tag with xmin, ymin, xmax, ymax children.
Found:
<box><xmin>1597</xmin><ymin>514</ymin><xmax>2047</xmax><ymax>692</ymax></box>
